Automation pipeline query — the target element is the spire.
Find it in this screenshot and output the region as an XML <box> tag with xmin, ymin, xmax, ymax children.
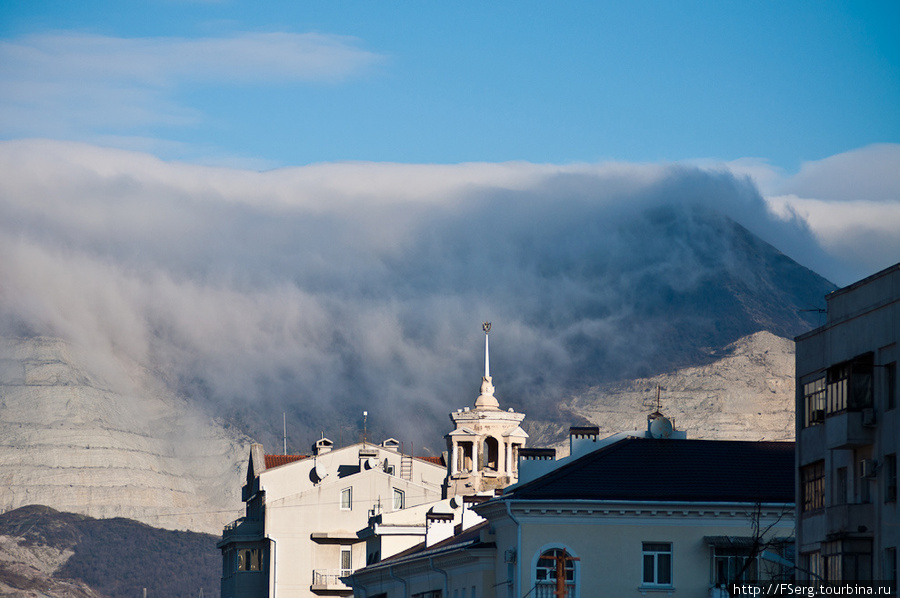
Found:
<box><xmin>475</xmin><ymin>322</ymin><xmax>500</xmax><ymax>410</ymax></box>
<box><xmin>483</xmin><ymin>321</ymin><xmax>491</xmax><ymax>378</ymax></box>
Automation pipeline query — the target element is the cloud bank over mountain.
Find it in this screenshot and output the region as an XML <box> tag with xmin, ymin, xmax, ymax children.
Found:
<box><xmin>0</xmin><ymin>140</ymin><xmax>895</xmax><ymax>449</ymax></box>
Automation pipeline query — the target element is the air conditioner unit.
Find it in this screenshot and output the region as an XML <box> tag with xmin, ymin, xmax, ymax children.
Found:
<box><xmin>858</xmin><ymin>459</ymin><xmax>877</xmax><ymax>479</ymax></box>
<box><xmin>862</xmin><ymin>408</ymin><xmax>876</xmax><ymax>426</ymax></box>
<box><xmin>504</xmin><ymin>548</ymin><xmax>517</xmax><ymax>564</ymax></box>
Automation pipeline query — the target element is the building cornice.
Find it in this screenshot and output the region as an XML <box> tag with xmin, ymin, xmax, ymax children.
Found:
<box><xmin>476</xmin><ymin>499</ymin><xmax>794</xmax><ymax>523</ymax></box>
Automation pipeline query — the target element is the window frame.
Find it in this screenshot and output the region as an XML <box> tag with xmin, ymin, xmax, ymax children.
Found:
<box><xmin>392</xmin><ymin>487</ymin><xmax>405</xmax><ymax>510</ymax></box>
<box><xmin>803</xmin><ymin>376</ymin><xmax>826</xmax><ymax>427</ymax></box>
<box><xmin>237</xmin><ymin>547</ymin><xmax>262</xmax><ymax>572</ymax></box>
<box><xmin>642</xmin><ymin>542</ymin><xmax>673</xmax><ymax>587</ymax></box>
<box><xmin>711</xmin><ymin>546</ymin><xmax>758</xmax><ymax>585</ymax></box>
<box><xmin>340</xmin><ymin>546</ymin><xmax>352</xmax><ymax>577</ymax></box>
<box><xmin>887</xmin><ymin>362</ymin><xmax>897</xmax><ymax>411</ymax></box>
<box><xmin>801</xmin><ymin>461</ymin><xmax>825</xmax><ymax>513</ymax></box>
<box><xmin>532</xmin><ymin>545</ymin><xmax>579</xmax><ymax>598</ymax></box>
<box><xmin>885</xmin><ymin>454</ymin><xmax>897</xmax><ymax>503</ymax></box>
<box><xmin>340</xmin><ymin>487</ymin><xmax>352</xmax><ymax>511</ymax></box>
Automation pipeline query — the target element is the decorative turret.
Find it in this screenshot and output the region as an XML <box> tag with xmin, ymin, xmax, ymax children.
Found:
<box><xmin>473</xmin><ymin>322</ymin><xmax>500</xmax><ymax>410</ymax></box>
<box><xmin>444</xmin><ymin>322</ymin><xmax>527</xmax><ymax>497</ymax></box>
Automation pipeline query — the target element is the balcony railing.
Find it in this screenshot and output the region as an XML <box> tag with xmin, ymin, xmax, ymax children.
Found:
<box><xmin>311</xmin><ymin>569</ymin><xmax>353</xmax><ymax>590</ymax></box>
<box><xmin>219</xmin><ymin>517</ymin><xmax>264</xmax><ymax>545</ymax></box>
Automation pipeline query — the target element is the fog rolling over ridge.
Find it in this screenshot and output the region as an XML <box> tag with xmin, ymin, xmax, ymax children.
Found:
<box><xmin>0</xmin><ymin>141</ymin><xmax>836</xmax><ymax>453</ymax></box>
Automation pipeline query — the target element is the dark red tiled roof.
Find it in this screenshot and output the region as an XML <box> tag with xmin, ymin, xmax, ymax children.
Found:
<box><xmin>416</xmin><ymin>455</ymin><xmax>444</xmax><ymax>466</ymax></box>
<box><xmin>264</xmin><ymin>454</ymin><xmax>308</xmax><ymax>469</ymax></box>
<box><xmin>505</xmin><ymin>438</ymin><xmax>794</xmax><ymax>504</ymax></box>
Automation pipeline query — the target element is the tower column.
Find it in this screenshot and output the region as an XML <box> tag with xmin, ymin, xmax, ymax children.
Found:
<box><xmin>505</xmin><ymin>441</ymin><xmax>512</xmax><ymax>475</ymax></box>
<box><xmin>472</xmin><ymin>441</ymin><xmax>479</xmax><ymax>472</ymax></box>
<box><xmin>451</xmin><ymin>443</ymin><xmax>459</xmax><ymax>475</ymax></box>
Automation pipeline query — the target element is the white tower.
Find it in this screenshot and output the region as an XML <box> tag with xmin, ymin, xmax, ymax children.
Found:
<box><xmin>445</xmin><ymin>323</ymin><xmax>528</xmax><ymax>496</ymax></box>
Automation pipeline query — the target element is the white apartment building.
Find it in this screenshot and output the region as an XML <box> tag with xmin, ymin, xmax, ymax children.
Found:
<box><xmin>218</xmin><ymin>438</ymin><xmax>447</xmax><ymax>598</ymax></box>
<box><xmin>219</xmin><ymin>323</ymin><xmax>529</xmax><ymax>597</ymax></box>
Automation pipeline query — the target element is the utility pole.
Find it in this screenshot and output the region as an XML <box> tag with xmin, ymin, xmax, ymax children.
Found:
<box><xmin>552</xmin><ymin>550</ymin><xmax>579</xmax><ymax>598</ymax></box>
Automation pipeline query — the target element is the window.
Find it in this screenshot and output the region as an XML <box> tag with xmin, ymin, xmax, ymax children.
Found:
<box><xmin>535</xmin><ymin>548</ymin><xmax>576</xmax><ymax>598</ymax></box>
<box><xmin>823</xmin><ymin>540</ymin><xmax>872</xmax><ymax>581</ymax></box>
<box><xmin>341</xmin><ymin>487</ymin><xmax>352</xmax><ymax>510</ymax></box>
<box><xmin>713</xmin><ymin>547</ymin><xmax>757</xmax><ymax>585</ymax></box>
<box><xmin>412</xmin><ymin>592</ymin><xmax>442</xmax><ymax>598</ymax></box>
<box><xmin>340</xmin><ymin>547</ymin><xmax>352</xmax><ymax>577</ymax></box>
<box><xmin>887</xmin><ymin>362</ymin><xmax>897</xmax><ymax>411</ymax></box>
<box><xmin>803</xmin><ymin>552</ymin><xmax>823</xmax><ymax>582</ymax></box>
<box><xmin>642</xmin><ymin>542</ymin><xmax>673</xmax><ymax>586</ymax></box>
<box><xmin>803</xmin><ymin>377</ymin><xmax>826</xmax><ymax>427</ymax></box>
<box><xmin>826</xmin><ymin>354</ymin><xmax>874</xmax><ymax>415</ymax></box>
<box><xmin>886</xmin><ymin>454</ymin><xmax>897</xmax><ymax>503</ymax></box>
<box><xmin>835</xmin><ymin>467</ymin><xmax>848</xmax><ymax>505</ymax></box>
<box><xmin>801</xmin><ymin>461</ymin><xmax>825</xmax><ymax>512</ymax></box>
<box><xmin>857</xmin><ymin>457</ymin><xmax>873</xmax><ymax>503</ymax></box>
<box><xmin>885</xmin><ymin>548</ymin><xmax>897</xmax><ymax>584</ymax></box>
<box><xmin>237</xmin><ymin>548</ymin><xmax>262</xmax><ymax>572</ymax></box>
<box><xmin>393</xmin><ymin>488</ymin><xmax>405</xmax><ymax>510</ymax></box>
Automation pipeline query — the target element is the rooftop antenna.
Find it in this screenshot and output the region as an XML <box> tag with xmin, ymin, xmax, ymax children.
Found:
<box><xmin>482</xmin><ymin>321</ymin><xmax>491</xmax><ymax>378</ymax></box>
<box><xmin>649</xmin><ymin>385</ymin><xmax>665</xmax><ymax>419</ymax></box>
<box><xmin>363</xmin><ymin>411</ymin><xmax>368</xmax><ymax>445</ymax></box>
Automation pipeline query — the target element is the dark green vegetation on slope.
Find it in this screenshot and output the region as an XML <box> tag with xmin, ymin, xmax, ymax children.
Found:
<box><xmin>0</xmin><ymin>505</ymin><xmax>220</xmax><ymax>598</ymax></box>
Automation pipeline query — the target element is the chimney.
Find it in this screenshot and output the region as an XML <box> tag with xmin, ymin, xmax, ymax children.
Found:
<box><xmin>516</xmin><ymin>448</ymin><xmax>556</xmax><ymax>486</ymax></box>
<box><xmin>313</xmin><ymin>437</ymin><xmax>333</xmax><ymax>456</ymax></box>
<box><xmin>568</xmin><ymin>425</ymin><xmax>600</xmax><ymax>459</ymax></box>
<box><xmin>425</xmin><ymin>508</ymin><xmax>456</xmax><ymax>547</ymax></box>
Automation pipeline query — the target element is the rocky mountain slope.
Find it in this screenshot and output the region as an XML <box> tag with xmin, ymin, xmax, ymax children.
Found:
<box><xmin>0</xmin><ymin>336</ymin><xmax>248</xmax><ymax>534</ymax></box>
<box><xmin>0</xmin><ymin>505</ymin><xmax>219</xmax><ymax>598</ymax></box>
<box><xmin>534</xmin><ymin>331</ymin><xmax>796</xmax><ymax>452</ymax></box>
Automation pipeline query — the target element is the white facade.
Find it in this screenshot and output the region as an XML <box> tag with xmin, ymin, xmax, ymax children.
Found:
<box><xmin>350</xmin><ymin>431</ymin><xmax>796</xmax><ymax>598</ymax></box>
<box><xmin>219</xmin><ymin>439</ymin><xmax>446</xmax><ymax>598</ymax></box>
<box><xmin>220</xmin><ymin>323</ymin><xmax>529</xmax><ymax>597</ymax></box>
<box><xmin>795</xmin><ymin>262</ymin><xmax>900</xmax><ymax>582</ymax></box>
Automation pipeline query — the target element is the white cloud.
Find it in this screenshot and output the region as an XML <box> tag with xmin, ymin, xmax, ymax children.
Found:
<box><xmin>724</xmin><ymin>144</ymin><xmax>900</xmax><ymax>285</ymax></box>
<box><xmin>0</xmin><ymin>139</ymin><xmax>894</xmax><ymax>448</ymax></box>
<box><xmin>0</xmin><ymin>32</ymin><xmax>383</xmax><ymax>137</ymax></box>
<box><xmin>781</xmin><ymin>144</ymin><xmax>900</xmax><ymax>203</ymax></box>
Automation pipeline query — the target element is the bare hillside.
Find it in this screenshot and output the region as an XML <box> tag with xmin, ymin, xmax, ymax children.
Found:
<box><xmin>535</xmin><ymin>331</ymin><xmax>796</xmax><ymax>452</ymax></box>
<box><xmin>0</xmin><ymin>336</ymin><xmax>248</xmax><ymax>534</ymax></box>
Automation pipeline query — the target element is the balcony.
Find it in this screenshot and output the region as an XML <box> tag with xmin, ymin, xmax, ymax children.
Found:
<box><xmin>311</xmin><ymin>569</ymin><xmax>353</xmax><ymax>593</ymax></box>
<box><xmin>217</xmin><ymin>517</ymin><xmax>264</xmax><ymax>547</ymax></box>
<box><xmin>825</xmin><ymin>410</ymin><xmax>875</xmax><ymax>450</ymax></box>
<box><xmin>826</xmin><ymin>503</ymin><xmax>875</xmax><ymax>536</ymax></box>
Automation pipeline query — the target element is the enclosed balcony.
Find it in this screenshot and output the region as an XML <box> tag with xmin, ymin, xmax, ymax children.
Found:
<box><xmin>825</xmin><ymin>410</ymin><xmax>875</xmax><ymax>450</ymax></box>
<box><xmin>825</xmin><ymin>503</ymin><xmax>875</xmax><ymax>536</ymax></box>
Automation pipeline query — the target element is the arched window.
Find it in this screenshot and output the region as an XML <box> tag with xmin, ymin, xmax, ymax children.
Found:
<box><xmin>483</xmin><ymin>437</ymin><xmax>499</xmax><ymax>470</ymax></box>
<box><xmin>535</xmin><ymin>548</ymin><xmax>576</xmax><ymax>597</ymax></box>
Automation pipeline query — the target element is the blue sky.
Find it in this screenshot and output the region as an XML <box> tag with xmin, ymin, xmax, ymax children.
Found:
<box><xmin>1</xmin><ymin>1</ymin><xmax>899</xmax><ymax>446</ymax></box>
<box><xmin>1</xmin><ymin>1</ymin><xmax>897</xmax><ymax>169</ymax></box>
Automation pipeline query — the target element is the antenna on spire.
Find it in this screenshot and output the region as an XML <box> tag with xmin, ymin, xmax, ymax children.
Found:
<box><xmin>482</xmin><ymin>322</ymin><xmax>491</xmax><ymax>378</ymax></box>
